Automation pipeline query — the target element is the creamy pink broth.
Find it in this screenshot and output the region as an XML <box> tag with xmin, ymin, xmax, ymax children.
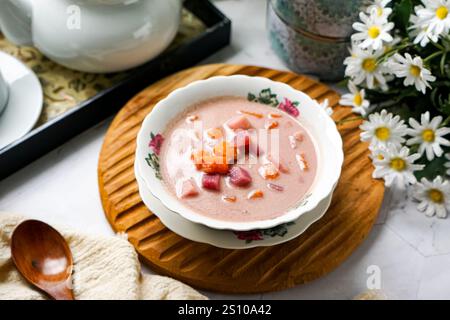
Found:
<box><xmin>160</xmin><ymin>96</ymin><xmax>318</xmax><ymax>222</ymax></box>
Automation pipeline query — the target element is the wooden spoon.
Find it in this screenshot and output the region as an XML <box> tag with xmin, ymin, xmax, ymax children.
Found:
<box><xmin>11</xmin><ymin>220</ymin><xmax>75</xmax><ymax>300</ymax></box>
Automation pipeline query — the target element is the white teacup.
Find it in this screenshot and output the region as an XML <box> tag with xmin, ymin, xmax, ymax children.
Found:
<box><xmin>0</xmin><ymin>69</ymin><xmax>9</xmax><ymax>115</ymax></box>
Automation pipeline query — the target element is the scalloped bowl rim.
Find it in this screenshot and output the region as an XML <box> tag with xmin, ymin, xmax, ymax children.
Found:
<box><xmin>136</xmin><ymin>75</ymin><xmax>343</xmax><ymax>231</ymax></box>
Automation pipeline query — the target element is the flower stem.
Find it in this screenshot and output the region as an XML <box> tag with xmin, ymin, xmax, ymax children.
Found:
<box><xmin>424</xmin><ymin>51</ymin><xmax>444</xmax><ymax>62</ymax></box>
<box><xmin>377</xmin><ymin>43</ymin><xmax>414</xmax><ymax>64</ymax></box>
<box><xmin>431</xmin><ymin>41</ymin><xmax>445</xmax><ymax>51</ymax></box>
<box><xmin>442</xmin><ymin>115</ymin><xmax>450</xmax><ymax>127</ymax></box>
<box><xmin>440</xmin><ymin>51</ymin><xmax>448</xmax><ymax>75</ymax></box>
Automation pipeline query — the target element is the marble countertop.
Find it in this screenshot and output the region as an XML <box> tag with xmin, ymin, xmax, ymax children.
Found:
<box><xmin>1</xmin><ymin>0</ymin><xmax>450</xmax><ymax>300</ymax></box>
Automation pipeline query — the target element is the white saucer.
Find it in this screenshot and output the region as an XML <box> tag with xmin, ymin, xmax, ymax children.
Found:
<box><xmin>0</xmin><ymin>51</ymin><xmax>43</xmax><ymax>150</ymax></box>
<box><xmin>135</xmin><ymin>159</ymin><xmax>334</xmax><ymax>249</ymax></box>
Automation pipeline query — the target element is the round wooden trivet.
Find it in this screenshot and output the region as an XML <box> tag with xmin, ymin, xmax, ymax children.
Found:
<box><xmin>98</xmin><ymin>64</ymin><xmax>384</xmax><ymax>294</ymax></box>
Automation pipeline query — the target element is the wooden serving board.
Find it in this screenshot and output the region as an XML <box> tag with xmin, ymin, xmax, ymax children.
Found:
<box><xmin>98</xmin><ymin>64</ymin><xmax>384</xmax><ymax>294</ymax></box>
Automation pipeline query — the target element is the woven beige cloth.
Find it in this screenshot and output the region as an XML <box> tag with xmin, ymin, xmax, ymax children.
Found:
<box><xmin>0</xmin><ymin>213</ymin><xmax>207</xmax><ymax>300</ymax></box>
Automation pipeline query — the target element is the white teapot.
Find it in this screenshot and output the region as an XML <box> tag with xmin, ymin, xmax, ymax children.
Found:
<box><xmin>0</xmin><ymin>0</ymin><xmax>182</xmax><ymax>73</ymax></box>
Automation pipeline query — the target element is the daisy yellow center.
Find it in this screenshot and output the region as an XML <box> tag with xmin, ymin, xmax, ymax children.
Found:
<box><xmin>410</xmin><ymin>65</ymin><xmax>421</xmax><ymax>77</ymax></box>
<box><xmin>375</xmin><ymin>126</ymin><xmax>390</xmax><ymax>141</ymax></box>
<box><xmin>390</xmin><ymin>157</ymin><xmax>406</xmax><ymax>171</ymax></box>
<box><xmin>428</xmin><ymin>189</ymin><xmax>444</xmax><ymax>203</ymax></box>
<box><xmin>362</xmin><ymin>58</ymin><xmax>377</xmax><ymax>72</ymax></box>
<box><xmin>368</xmin><ymin>26</ymin><xmax>381</xmax><ymax>39</ymax></box>
<box><xmin>377</xmin><ymin>7</ymin><xmax>383</xmax><ymax>16</ymax></box>
<box><xmin>377</xmin><ymin>154</ymin><xmax>384</xmax><ymax>160</ymax></box>
<box><xmin>353</xmin><ymin>93</ymin><xmax>363</xmax><ymax>106</ymax></box>
<box><xmin>436</xmin><ymin>6</ymin><xmax>449</xmax><ymax>20</ymax></box>
<box><xmin>422</xmin><ymin>129</ymin><xmax>435</xmax><ymax>142</ymax></box>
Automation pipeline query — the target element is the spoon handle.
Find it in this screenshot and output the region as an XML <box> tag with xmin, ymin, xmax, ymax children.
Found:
<box><xmin>46</xmin><ymin>282</ymin><xmax>75</xmax><ymax>300</ymax></box>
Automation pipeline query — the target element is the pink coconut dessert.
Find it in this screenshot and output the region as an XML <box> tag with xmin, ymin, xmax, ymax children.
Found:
<box><xmin>159</xmin><ymin>96</ymin><xmax>318</xmax><ymax>222</ymax></box>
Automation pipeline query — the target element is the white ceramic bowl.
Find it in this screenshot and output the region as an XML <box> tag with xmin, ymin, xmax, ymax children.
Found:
<box><xmin>136</xmin><ymin>75</ymin><xmax>343</xmax><ymax>231</ymax></box>
<box><xmin>135</xmin><ymin>157</ymin><xmax>336</xmax><ymax>249</ymax></box>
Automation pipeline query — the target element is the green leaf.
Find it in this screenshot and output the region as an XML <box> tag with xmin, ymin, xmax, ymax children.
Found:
<box><xmin>414</xmin><ymin>155</ymin><xmax>448</xmax><ymax>180</ymax></box>
<box><xmin>145</xmin><ymin>153</ymin><xmax>162</xmax><ymax>180</ymax></box>
<box><xmin>258</xmin><ymin>88</ymin><xmax>279</xmax><ymax>106</ymax></box>
<box><xmin>392</xmin><ymin>0</ymin><xmax>413</xmax><ymax>33</ymax></box>
<box><xmin>439</xmin><ymin>99</ymin><xmax>450</xmax><ymax>116</ymax></box>
<box><xmin>260</xmin><ymin>88</ymin><xmax>272</xmax><ymax>96</ymax></box>
<box><xmin>336</xmin><ymin>78</ymin><xmax>348</xmax><ymax>88</ymax></box>
<box><xmin>431</xmin><ymin>83</ymin><xmax>450</xmax><ymax>115</ymax></box>
<box><xmin>261</xmin><ymin>222</ymin><xmax>295</xmax><ymax>237</ymax></box>
<box><xmin>248</xmin><ymin>88</ymin><xmax>280</xmax><ymax>107</ymax></box>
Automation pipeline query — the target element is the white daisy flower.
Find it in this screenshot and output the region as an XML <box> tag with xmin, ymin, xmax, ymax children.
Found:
<box><xmin>406</xmin><ymin>111</ymin><xmax>450</xmax><ymax>160</ymax></box>
<box><xmin>415</xmin><ymin>0</ymin><xmax>450</xmax><ymax>37</ymax></box>
<box><xmin>410</xmin><ymin>11</ymin><xmax>440</xmax><ymax>47</ymax></box>
<box><xmin>367</xmin><ymin>0</ymin><xmax>393</xmax><ymax>21</ymax></box>
<box><xmin>369</xmin><ymin>143</ymin><xmax>390</xmax><ymax>162</ymax></box>
<box><xmin>339</xmin><ymin>81</ymin><xmax>370</xmax><ymax>116</ymax></box>
<box><xmin>360</xmin><ymin>109</ymin><xmax>408</xmax><ymax>148</ymax></box>
<box><xmin>388</xmin><ymin>53</ymin><xmax>436</xmax><ymax>94</ymax></box>
<box><xmin>317</xmin><ymin>98</ymin><xmax>333</xmax><ymax>116</ymax></box>
<box><xmin>352</xmin><ymin>10</ymin><xmax>394</xmax><ymax>50</ymax></box>
<box><xmin>445</xmin><ymin>153</ymin><xmax>450</xmax><ymax>175</ymax></box>
<box><xmin>372</xmin><ymin>145</ymin><xmax>424</xmax><ymax>188</ymax></box>
<box><xmin>413</xmin><ymin>176</ymin><xmax>450</xmax><ymax>218</ymax></box>
<box><xmin>344</xmin><ymin>46</ymin><xmax>388</xmax><ymax>89</ymax></box>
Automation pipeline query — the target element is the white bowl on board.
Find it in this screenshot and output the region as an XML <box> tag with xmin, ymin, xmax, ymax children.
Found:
<box><xmin>136</xmin><ymin>75</ymin><xmax>343</xmax><ymax>231</ymax></box>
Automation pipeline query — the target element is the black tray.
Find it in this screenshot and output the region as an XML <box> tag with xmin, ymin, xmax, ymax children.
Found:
<box><xmin>0</xmin><ymin>0</ymin><xmax>231</xmax><ymax>180</ymax></box>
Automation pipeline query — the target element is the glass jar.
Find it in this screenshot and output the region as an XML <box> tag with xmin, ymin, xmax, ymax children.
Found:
<box><xmin>267</xmin><ymin>0</ymin><xmax>367</xmax><ymax>81</ymax></box>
